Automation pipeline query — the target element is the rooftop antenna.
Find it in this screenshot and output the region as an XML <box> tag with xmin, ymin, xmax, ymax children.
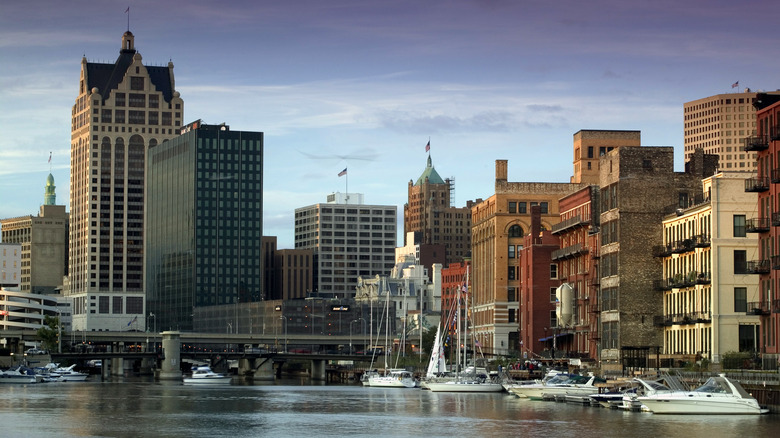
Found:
<box><xmin>125</xmin><ymin>7</ymin><xmax>130</xmax><ymax>32</ymax></box>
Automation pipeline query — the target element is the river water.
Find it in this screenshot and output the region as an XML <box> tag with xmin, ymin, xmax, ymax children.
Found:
<box><xmin>0</xmin><ymin>377</ymin><xmax>777</xmax><ymax>438</ymax></box>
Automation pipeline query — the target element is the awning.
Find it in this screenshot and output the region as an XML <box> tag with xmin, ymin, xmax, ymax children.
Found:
<box><xmin>538</xmin><ymin>332</ymin><xmax>573</xmax><ymax>342</ymax></box>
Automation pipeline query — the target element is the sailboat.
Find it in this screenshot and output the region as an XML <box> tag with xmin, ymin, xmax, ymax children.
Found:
<box><xmin>426</xmin><ymin>267</ymin><xmax>503</xmax><ymax>393</ymax></box>
<box><xmin>367</xmin><ymin>276</ymin><xmax>417</xmax><ymax>388</ymax></box>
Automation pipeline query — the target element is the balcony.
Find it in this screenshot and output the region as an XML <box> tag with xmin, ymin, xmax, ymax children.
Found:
<box><xmin>669</xmin><ymin>311</ymin><xmax>712</xmax><ymax>325</ymax></box>
<box><xmin>746</xmin><ymin>259</ymin><xmax>771</xmax><ymax>274</ymax></box>
<box><xmin>745</xmin><ymin>177</ymin><xmax>770</xmax><ymax>192</ymax></box>
<box><xmin>551</xmin><ymin>242</ymin><xmax>587</xmax><ymax>261</ymax></box>
<box><xmin>743</xmin><ymin>135</ymin><xmax>769</xmax><ymax>152</ymax></box>
<box><xmin>671</xmin><ymin>239</ymin><xmax>695</xmax><ymax>254</ymax></box>
<box><xmin>772</xmin><ymin>125</ymin><xmax>780</xmax><ymax>141</ymax></box>
<box><xmin>747</xmin><ymin>301</ymin><xmax>771</xmax><ymax>316</ymax></box>
<box><xmin>654</xmin><ymin>279</ymin><xmax>674</xmax><ymax>291</ymax></box>
<box><xmin>772</xmin><ymin>255</ymin><xmax>780</xmax><ymax>270</ymax></box>
<box><xmin>692</xmin><ymin>234</ymin><xmax>711</xmax><ymax>247</ymax></box>
<box><xmin>695</xmin><ymin>271</ymin><xmax>711</xmax><ymax>284</ymax></box>
<box><xmin>551</xmin><ymin>215</ymin><xmax>590</xmax><ymax>235</ymax></box>
<box><xmin>653</xmin><ymin>315</ymin><xmax>673</xmax><ymax>327</ymax></box>
<box><xmin>746</xmin><ymin>217</ymin><xmax>771</xmax><ymax>233</ymax></box>
<box><xmin>652</xmin><ymin>244</ymin><xmax>674</xmax><ymax>258</ymax></box>
<box><xmin>772</xmin><ymin>168</ymin><xmax>780</xmax><ymax>184</ymax></box>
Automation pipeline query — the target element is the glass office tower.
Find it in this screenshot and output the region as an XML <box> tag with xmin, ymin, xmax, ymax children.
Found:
<box><xmin>146</xmin><ymin>120</ymin><xmax>264</xmax><ymax>331</ymax></box>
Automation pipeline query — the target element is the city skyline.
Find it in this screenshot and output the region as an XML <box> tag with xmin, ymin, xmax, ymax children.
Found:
<box><xmin>3</xmin><ymin>0</ymin><xmax>780</xmax><ymax>248</ymax></box>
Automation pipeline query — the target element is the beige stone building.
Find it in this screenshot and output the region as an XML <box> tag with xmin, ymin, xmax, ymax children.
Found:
<box><xmin>1</xmin><ymin>174</ymin><xmax>68</xmax><ymax>295</ymax></box>
<box><xmin>656</xmin><ymin>172</ymin><xmax>760</xmax><ymax>365</ymax></box>
<box><xmin>68</xmin><ymin>31</ymin><xmax>183</xmax><ymax>331</ymax></box>
<box><xmin>470</xmin><ymin>160</ymin><xmax>585</xmax><ymax>356</ymax></box>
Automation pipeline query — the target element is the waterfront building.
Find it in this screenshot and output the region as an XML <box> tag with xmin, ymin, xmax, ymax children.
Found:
<box><xmin>1</xmin><ymin>174</ymin><xmax>69</xmax><ymax>295</ymax></box>
<box><xmin>0</xmin><ymin>244</ymin><xmax>22</xmax><ymax>289</ymax></box>
<box><xmin>550</xmin><ymin>185</ymin><xmax>601</xmax><ymax>361</ymax></box>
<box><xmin>294</xmin><ymin>193</ymin><xmax>397</xmax><ymax>297</ymax></box>
<box><xmin>471</xmin><ymin>160</ymin><xmax>586</xmax><ymax>357</ymax></box>
<box><xmin>655</xmin><ymin>172</ymin><xmax>760</xmax><ymax>366</ymax></box>
<box><xmin>67</xmin><ymin>31</ymin><xmax>184</xmax><ymax>331</ymax></box>
<box><xmin>441</xmin><ymin>260</ymin><xmax>470</xmax><ymax>324</ymax></box>
<box><xmin>571</xmin><ymin>130</ymin><xmax>641</xmax><ymax>184</ymax></box>
<box><xmin>0</xmin><ymin>287</ymin><xmax>60</xmax><ymax>331</ymax></box>
<box><xmin>683</xmin><ymin>90</ymin><xmax>780</xmax><ymax>171</ymax></box>
<box><xmin>404</xmin><ymin>154</ymin><xmax>475</xmax><ymax>266</ymax></box>
<box><xmin>749</xmin><ymin>93</ymin><xmax>780</xmax><ymax>364</ymax></box>
<box><xmin>598</xmin><ymin>147</ymin><xmax>717</xmax><ymax>370</ymax></box>
<box><xmin>146</xmin><ymin>121</ymin><xmax>263</xmax><ymax>333</ymax></box>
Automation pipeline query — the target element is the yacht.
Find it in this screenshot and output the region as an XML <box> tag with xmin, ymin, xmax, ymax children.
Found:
<box><xmin>183</xmin><ymin>366</ymin><xmax>232</xmax><ymax>385</ymax></box>
<box><xmin>638</xmin><ymin>375</ymin><xmax>768</xmax><ymax>415</ymax></box>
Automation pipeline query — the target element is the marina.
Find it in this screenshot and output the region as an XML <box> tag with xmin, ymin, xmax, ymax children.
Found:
<box><xmin>0</xmin><ymin>377</ymin><xmax>778</xmax><ymax>438</ymax></box>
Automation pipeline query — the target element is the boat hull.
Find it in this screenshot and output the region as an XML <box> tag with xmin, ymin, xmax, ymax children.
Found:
<box><xmin>639</xmin><ymin>396</ymin><xmax>767</xmax><ymax>415</ymax></box>
<box><xmin>183</xmin><ymin>377</ymin><xmax>232</xmax><ymax>385</ymax></box>
<box><xmin>426</xmin><ymin>381</ymin><xmax>504</xmax><ymax>393</ymax></box>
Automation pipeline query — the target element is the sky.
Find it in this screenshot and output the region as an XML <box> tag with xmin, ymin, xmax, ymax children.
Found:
<box><xmin>3</xmin><ymin>0</ymin><xmax>780</xmax><ymax>248</ymax></box>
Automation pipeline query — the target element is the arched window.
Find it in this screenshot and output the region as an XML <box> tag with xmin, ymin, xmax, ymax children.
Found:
<box><xmin>508</xmin><ymin>224</ymin><xmax>523</xmax><ymax>238</ymax></box>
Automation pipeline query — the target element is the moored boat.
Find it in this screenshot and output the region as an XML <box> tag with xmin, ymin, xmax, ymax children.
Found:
<box><xmin>638</xmin><ymin>375</ymin><xmax>768</xmax><ymax>415</ymax></box>
<box><xmin>183</xmin><ymin>365</ymin><xmax>232</xmax><ymax>385</ymax></box>
<box><xmin>367</xmin><ymin>369</ymin><xmax>417</xmax><ymax>388</ymax></box>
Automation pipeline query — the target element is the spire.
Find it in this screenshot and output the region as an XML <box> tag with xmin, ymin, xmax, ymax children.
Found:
<box><xmin>44</xmin><ymin>173</ymin><xmax>56</xmax><ymax>206</ymax></box>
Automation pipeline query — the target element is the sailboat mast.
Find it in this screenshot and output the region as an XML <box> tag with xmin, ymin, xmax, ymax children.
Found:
<box><xmin>463</xmin><ymin>265</ymin><xmax>469</xmax><ymax>373</ymax></box>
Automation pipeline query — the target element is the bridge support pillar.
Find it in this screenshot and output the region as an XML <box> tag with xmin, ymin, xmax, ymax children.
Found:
<box><xmin>158</xmin><ymin>331</ymin><xmax>182</xmax><ymax>380</ymax></box>
<box><xmin>111</xmin><ymin>342</ymin><xmax>124</xmax><ymax>376</ymax></box>
<box><xmin>310</xmin><ymin>359</ymin><xmax>326</xmax><ymax>381</ymax></box>
<box><xmin>252</xmin><ymin>357</ymin><xmax>275</xmax><ymax>381</ymax></box>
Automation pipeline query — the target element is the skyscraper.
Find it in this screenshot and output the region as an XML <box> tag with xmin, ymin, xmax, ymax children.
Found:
<box><xmin>683</xmin><ymin>90</ymin><xmax>780</xmax><ymax>171</ymax></box>
<box><xmin>145</xmin><ymin>121</ymin><xmax>263</xmax><ymax>332</ymax></box>
<box><xmin>67</xmin><ymin>31</ymin><xmax>183</xmax><ymax>331</ymax></box>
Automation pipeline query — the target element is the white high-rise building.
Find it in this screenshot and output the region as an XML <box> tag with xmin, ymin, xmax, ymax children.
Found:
<box><xmin>294</xmin><ymin>193</ymin><xmax>397</xmax><ymax>297</ymax></box>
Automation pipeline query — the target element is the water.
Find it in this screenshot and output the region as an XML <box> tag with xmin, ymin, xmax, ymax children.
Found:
<box><xmin>0</xmin><ymin>377</ymin><xmax>777</xmax><ymax>437</ymax></box>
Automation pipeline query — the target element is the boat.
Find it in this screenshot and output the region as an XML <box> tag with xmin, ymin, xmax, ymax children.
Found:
<box><xmin>42</xmin><ymin>363</ymin><xmax>89</xmax><ymax>382</ymax></box>
<box><xmin>637</xmin><ymin>375</ymin><xmax>768</xmax><ymax>415</ymax></box>
<box><xmin>508</xmin><ymin>373</ymin><xmax>601</xmax><ymax>399</ymax></box>
<box><xmin>425</xmin><ymin>267</ymin><xmax>503</xmax><ymax>393</ymax></box>
<box><xmin>367</xmin><ymin>369</ymin><xmax>417</xmax><ymax>388</ymax></box>
<box><xmin>183</xmin><ymin>365</ymin><xmax>232</xmax><ymax>385</ymax></box>
<box><xmin>0</xmin><ymin>367</ymin><xmax>43</xmax><ymax>384</ymax></box>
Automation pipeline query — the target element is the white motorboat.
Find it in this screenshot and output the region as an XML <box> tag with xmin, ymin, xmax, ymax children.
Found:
<box><xmin>43</xmin><ymin>363</ymin><xmax>89</xmax><ymax>382</ymax></box>
<box><xmin>426</xmin><ymin>377</ymin><xmax>504</xmax><ymax>393</ymax></box>
<box><xmin>367</xmin><ymin>369</ymin><xmax>417</xmax><ymax>388</ymax></box>
<box><xmin>509</xmin><ymin>373</ymin><xmax>601</xmax><ymax>399</ymax></box>
<box><xmin>638</xmin><ymin>375</ymin><xmax>768</xmax><ymax>415</ymax></box>
<box><xmin>0</xmin><ymin>367</ymin><xmax>43</xmax><ymax>384</ymax></box>
<box><xmin>183</xmin><ymin>366</ymin><xmax>232</xmax><ymax>385</ymax></box>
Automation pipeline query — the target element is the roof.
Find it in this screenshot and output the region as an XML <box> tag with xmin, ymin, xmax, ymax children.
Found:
<box><xmin>414</xmin><ymin>155</ymin><xmax>446</xmax><ymax>186</ymax></box>
<box><xmin>85</xmin><ymin>32</ymin><xmax>174</xmax><ymax>103</ymax></box>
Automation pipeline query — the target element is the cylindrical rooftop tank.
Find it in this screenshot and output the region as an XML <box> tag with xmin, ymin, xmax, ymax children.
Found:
<box><xmin>555</xmin><ymin>283</ymin><xmax>573</xmax><ymax>327</ymax></box>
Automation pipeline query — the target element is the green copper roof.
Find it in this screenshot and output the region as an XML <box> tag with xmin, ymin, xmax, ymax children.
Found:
<box><xmin>414</xmin><ymin>155</ymin><xmax>446</xmax><ymax>186</ymax></box>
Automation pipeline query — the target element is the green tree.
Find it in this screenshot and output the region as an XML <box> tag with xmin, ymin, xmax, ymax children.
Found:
<box><xmin>36</xmin><ymin>315</ymin><xmax>60</xmax><ymax>352</ymax></box>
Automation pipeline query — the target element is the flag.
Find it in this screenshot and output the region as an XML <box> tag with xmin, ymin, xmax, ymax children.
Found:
<box><xmin>48</xmin><ymin>152</ymin><xmax>51</xmax><ymax>164</ymax></box>
<box><xmin>732</xmin><ymin>81</ymin><xmax>739</xmax><ymax>89</ymax></box>
<box><xmin>125</xmin><ymin>7</ymin><xmax>129</xmax><ymax>13</ymax></box>
<box><xmin>425</xmin><ymin>140</ymin><xmax>430</xmax><ymax>152</ymax></box>
<box><xmin>127</xmin><ymin>315</ymin><xmax>137</xmax><ymax>326</ymax></box>
<box><xmin>338</xmin><ymin>168</ymin><xmax>347</xmax><ymax>177</ymax></box>
<box><xmin>475</xmin><ymin>339</ymin><xmax>481</xmax><ymax>347</ymax></box>
<box><xmin>461</xmin><ymin>284</ymin><xmax>468</xmax><ymax>294</ymax></box>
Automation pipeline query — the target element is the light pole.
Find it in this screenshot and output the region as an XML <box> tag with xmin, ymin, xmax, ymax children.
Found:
<box><xmin>281</xmin><ymin>315</ymin><xmax>288</xmax><ymax>353</ymax></box>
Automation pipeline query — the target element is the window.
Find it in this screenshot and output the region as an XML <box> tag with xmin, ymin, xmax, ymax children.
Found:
<box><xmin>540</xmin><ymin>202</ymin><xmax>548</xmax><ymax>214</ymax></box>
<box><xmin>128</xmin><ymin>93</ymin><xmax>145</xmax><ymax>107</ymax></box>
<box><xmin>734</xmin><ymin>250</ymin><xmax>747</xmax><ymax>274</ymax></box>
<box><xmin>507</xmin><ymin>287</ymin><xmax>516</xmax><ymax>302</ymax></box>
<box><xmin>587</xmin><ymin>146</ymin><xmax>594</xmax><ymax>158</ymax></box>
<box><xmin>550</xmin><ymin>287</ymin><xmax>557</xmax><ymax>302</ymax></box>
<box><xmin>738</xmin><ymin>325</ymin><xmax>756</xmax><ymax>352</ymax></box>
<box><xmin>508</xmin><ymin>309</ymin><xmax>516</xmax><ymax>323</ymax></box>
<box><xmin>114</xmin><ymin>92</ymin><xmax>125</xmax><ymax>107</ymax></box>
<box><xmin>518</xmin><ymin>202</ymin><xmax>527</xmax><ymax>214</ymax></box>
<box><xmin>130</xmin><ymin>76</ymin><xmax>144</xmax><ymax>91</ymax></box>
<box><xmin>508</xmin><ymin>202</ymin><xmax>517</xmax><ymax>214</ymax></box>
<box><xmin>508</xmin><ymin>266</ymin><xmax>516</xmax><ymax>280</ymax></box>
<box><xmin>734</xmin><ymin>287</ymin><xmax>747</xmax><ymax>313</ymax></box>
<box><xmin>508</xmin><ymin>245</ymin><xmax>516</xmax><ymax>259</ymax></box>
<box><xmin>550</xmin><ymin>263</ymin><xmax>558</xmax><ymax>279</ymax></box>
<box><xmin>99</xmin><ymin>296</ymin><xmax>109</xmax><ymax>314</ymax></box>
<box><xmin>508</xmin><ymin>225</ymin><xmax>523</xmax><ymax>238</ymax></box>
<box><xmin>733</xmin><ymin>215</ymin><xmax>746</xmax><ymax>237</ymax></box>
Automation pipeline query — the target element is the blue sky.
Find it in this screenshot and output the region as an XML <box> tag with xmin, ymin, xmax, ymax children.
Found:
<box><xmin>2</xmin><ymin>0</ymin><xmax>780</xmax><ymax>248</ymax></box>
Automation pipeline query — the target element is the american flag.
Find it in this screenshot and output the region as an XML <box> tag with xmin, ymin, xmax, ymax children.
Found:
<box><xmin>425</xmin><ymin>141</ymin><xmax>430</xmax><ymax>152</ymax></box>
<box><xmin>338</xmin><ymin>168</ymin><xmax>347</xmax><ymax>177</ymax></box>
<box><xmin>732</xmin><ymin>81</ymin><xmax>739</xmax><ymax>89</ymax></box>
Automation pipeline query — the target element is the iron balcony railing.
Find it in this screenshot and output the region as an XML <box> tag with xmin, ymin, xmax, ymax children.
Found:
<box><xmin>745</xmin><ymin>176</ymin><xmax>770</xmax><ymax>192</ymax></box>
<box><xmin>747</xmin><ymin>301</ymin><xmax>771</xmax><ymax>316</ymax></box>
<box><xmin>746</xmin><ymin>217</ymin><xmax>771</xmax><ymax>233</ymax></box>
<box><xmin>746</xmin><ymin>259</ymin><xmax>771</xmax><ymax>274</ymax></box>
<box><xmin>551</xmin><ymin>215</ymin><xmax>590</xmax><ymax>235</ymax></box>
<box><xmin>743</xmin><ymin>135</ymin><xmax>769</xmax><ymax>152</ymax></box>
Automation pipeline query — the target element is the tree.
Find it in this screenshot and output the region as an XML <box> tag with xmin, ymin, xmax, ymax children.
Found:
<box><xmin>36</xmin><ymin>315</ymin><xmax>60</xmax><ymax>352</ymax></box>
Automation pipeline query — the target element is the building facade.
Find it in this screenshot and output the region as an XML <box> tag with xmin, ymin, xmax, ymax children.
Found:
<box><xmin>1</xmin><ymin>175</ymin><xmax>68</xmax><ymax>295</ymax></box>
<box><xmin>598</xmin><ymin>147</ymin><xmax>717</xmax><ymax>370</ymax></box>
<box><xmin>571</xmin><ymin>130</ymin><xmax>641</xmax><ymax>184</ymax></box>
<box><xmin>683</xmin><ymin>90</ymin><xmax>780</xmax><ymax>171</ymax></box>
<box><xmin>471</xmin><ymin>160</ymin><xmax>586</xmax><ymax>357</ymax></box>
<box><xmin>294</xmin><ymin>193</ymin><xmax>397</xmax><ymax>297</ymax></box>
<box><xmin>68</xmin><ymin>31</ymin><xmax>184</xmax><ymax>331</ymax></box>
<box><xmin>655</xmin><ymin>172</ymin><xmax>760</xmax><ymax>366</ymax></box>
<box><xmin>750</xmin><ymin>93</ymin><xmax>780</xmax><ymax>363</ymax></box>
<box><xmin>0</xmin><ymin>244</ymin><xmax>22</xmax><ymax>288</ymax></box>
<box><xmin>145</xmin><ymin>121</ymin><xmax>263</xmax><ymax>332</ymax></box>
<box><xmin>404</xmin><ymin>155</ymin><xmax>474</xmax><ymax>266</ymax></box>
